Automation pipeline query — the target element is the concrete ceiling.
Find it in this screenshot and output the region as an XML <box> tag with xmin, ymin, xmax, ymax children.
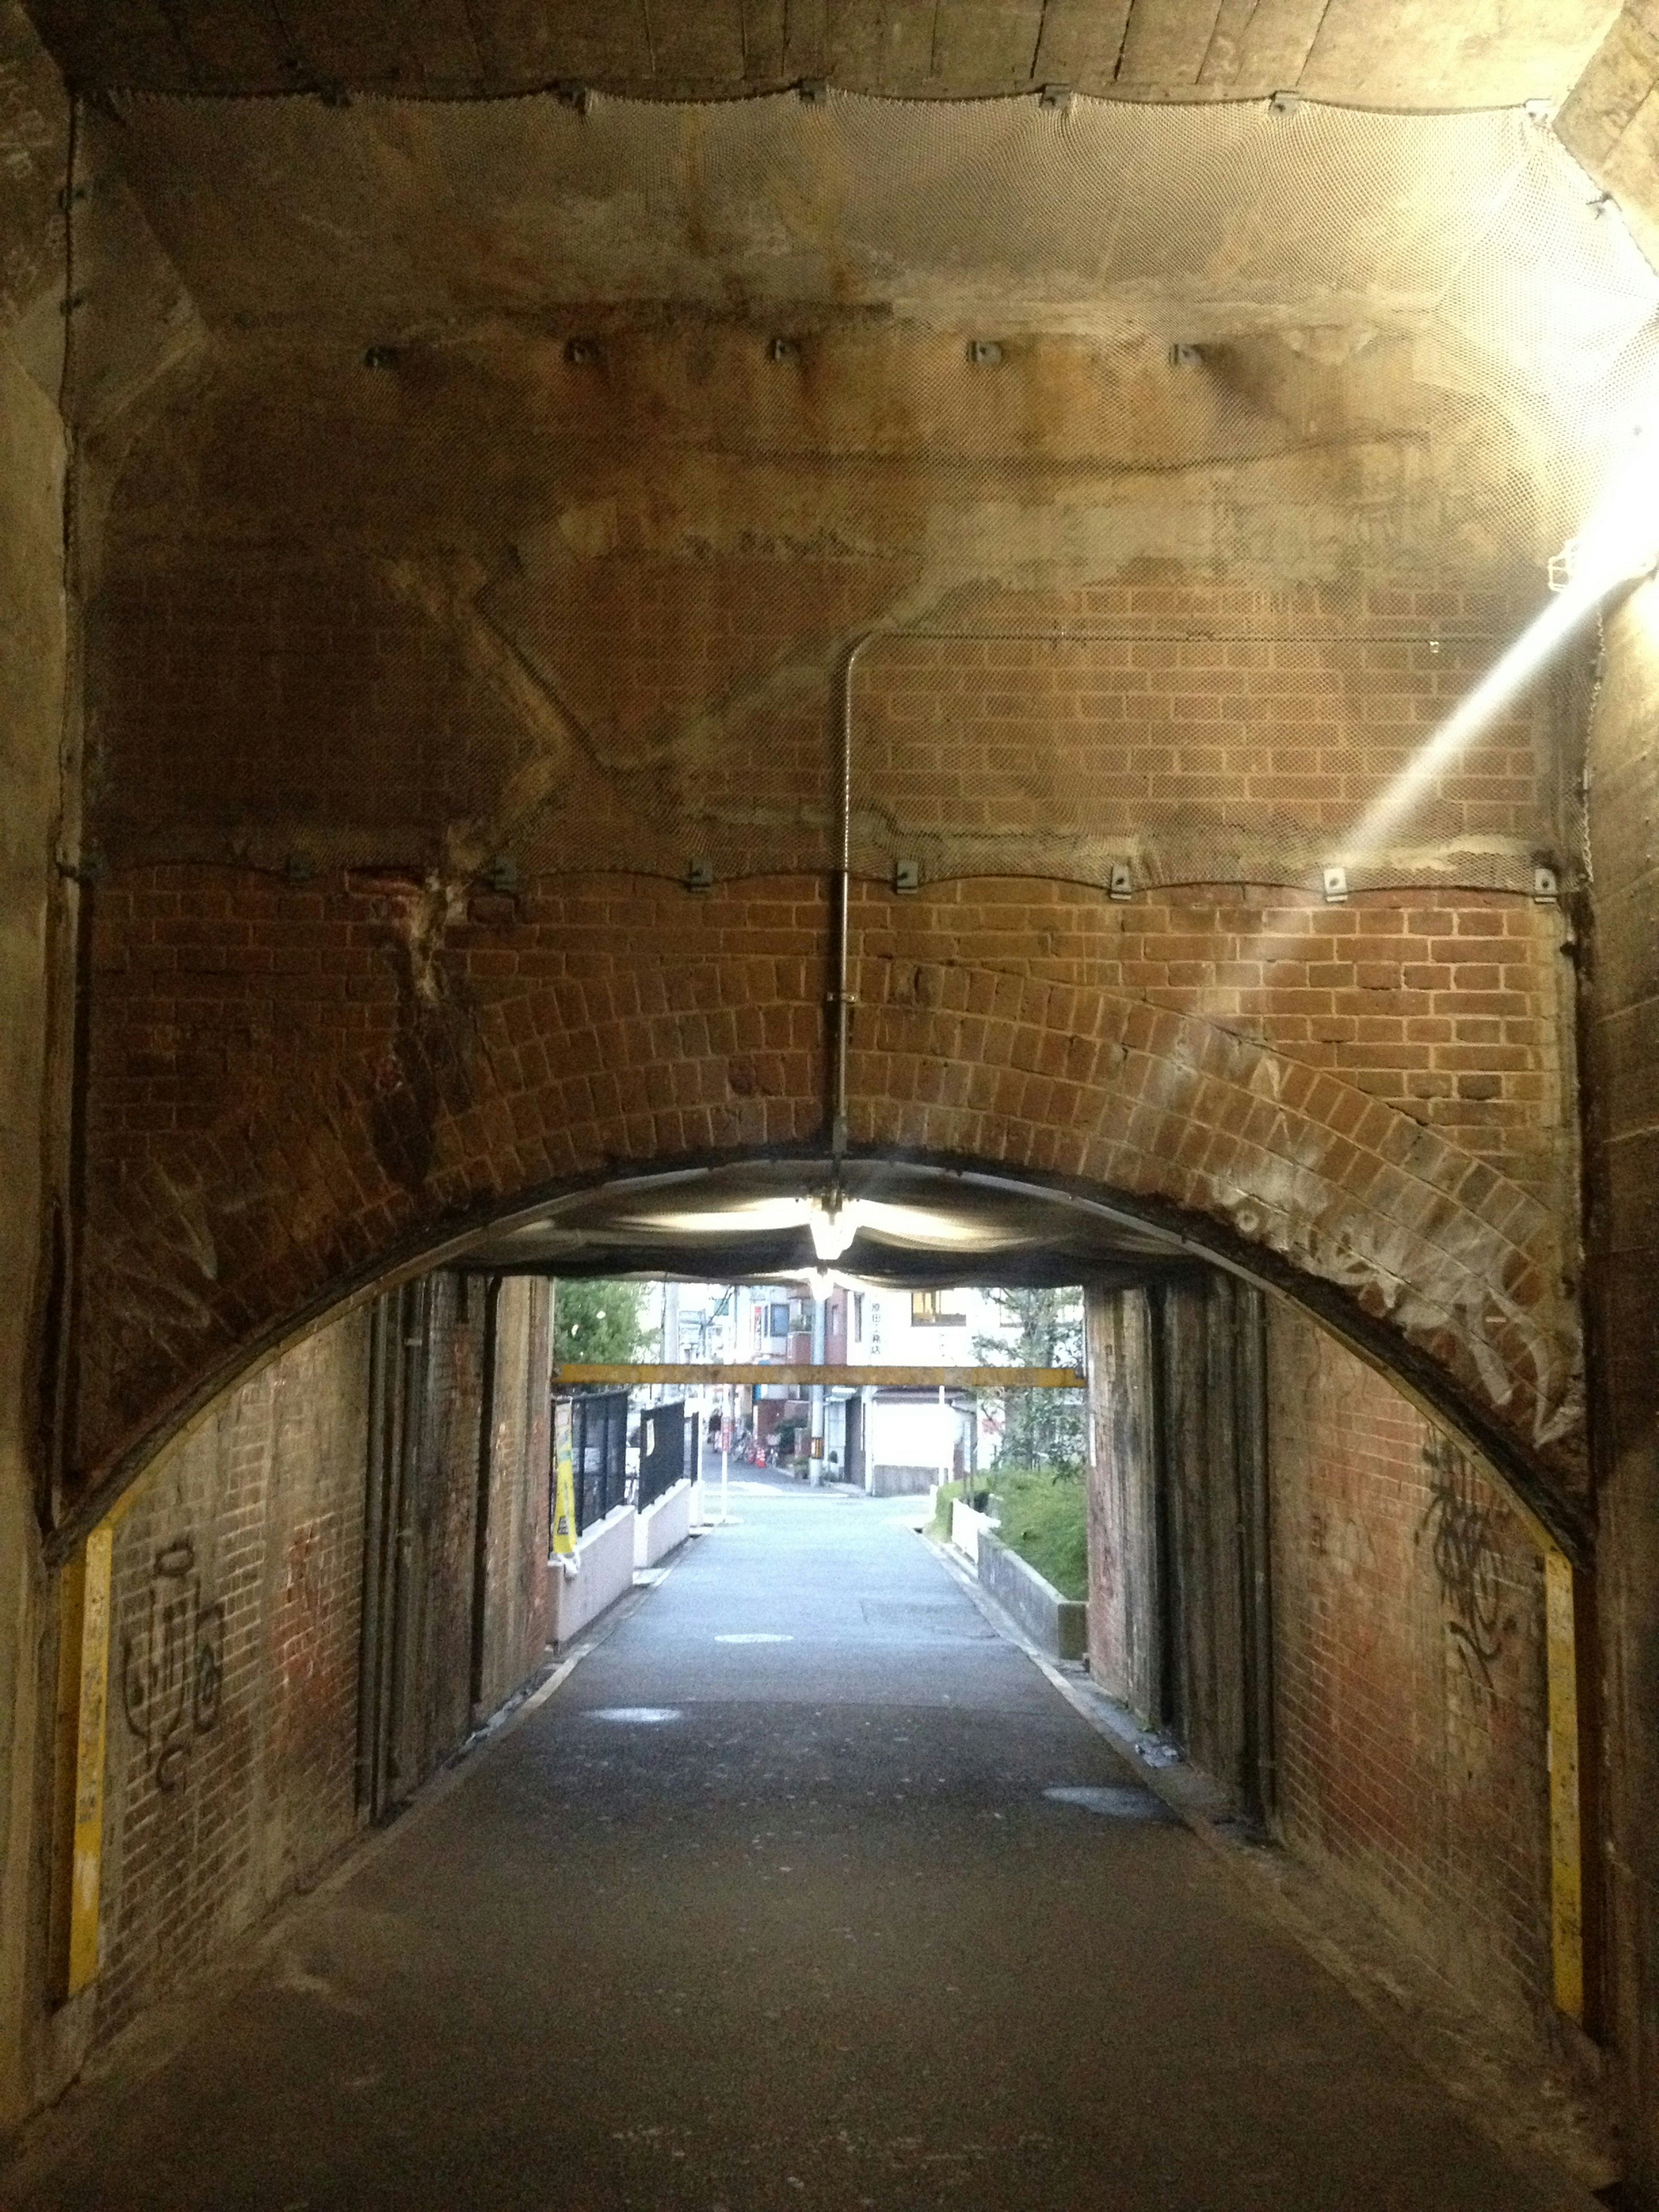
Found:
<box><xmin>24</xmin><ymin>0</ymin><xmax>1621</xmax><ymax>109</ymax></box>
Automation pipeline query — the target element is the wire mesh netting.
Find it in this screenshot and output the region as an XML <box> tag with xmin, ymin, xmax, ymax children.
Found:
<box><xmin>93</xmin><ymin>89</ymin><xmax>1659</xmax><ymax>893</ymax></box>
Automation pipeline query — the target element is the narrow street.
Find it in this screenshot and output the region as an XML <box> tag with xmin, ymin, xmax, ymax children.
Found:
<box><xmin>5</xmin><ymin>1476</ymin><xmax>1595</xmax><ymax>2211</ymax></box>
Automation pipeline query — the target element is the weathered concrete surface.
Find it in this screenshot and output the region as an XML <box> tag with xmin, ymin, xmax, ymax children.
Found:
<box><xmin>634</xmin><ymin>1477</ymin><xmax>693</xmax><ymax>1569</ymax></box>
<box><xmin>19</xmin><ymin>0</ymin><xmax>1619</xmax><ymax>106</ymax></box>
<box><xmin>0</xmin><ymin>0</ymin><xmax>68</xmax><ymax>2133</ymax></box>
<box><xmin>0</xmin><ymin>1481</ymin><xmax>1600</xmax><ymax>2210</ymax></box>
<box><xmin>548</xmin><ymin>1503</ymin><xmax>636</xmax><ymax>1646</ymax></box>
<box><xmin>976</xmin><ymin>1525</ymin><xmax>1088</xmax><ymax>1660</ymax></box>
<box><xmin>950</xmin><ymin>1496</ymin><xmax>994</xmax><ymax>1564</ymax></box>
<box><xmin>1557</xmin><ymin>2</ymin><xmax>1659</xmax><ymax>265</ymax></box>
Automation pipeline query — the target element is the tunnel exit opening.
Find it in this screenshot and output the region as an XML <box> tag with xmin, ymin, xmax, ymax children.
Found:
<box><xmin>40</xmin><ymin>1141</ymin><xmax>1600</xmax><ymax>2153</ymax></box>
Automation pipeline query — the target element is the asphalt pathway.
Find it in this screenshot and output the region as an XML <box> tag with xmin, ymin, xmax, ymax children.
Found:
<box><xmin>4</xmin><ymin>1474</ymin><xmax>1598</xmax><ymax>2211</ymax></box>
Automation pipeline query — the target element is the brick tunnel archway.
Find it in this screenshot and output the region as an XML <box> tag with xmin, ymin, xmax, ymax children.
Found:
<box><xmin>67</xmin><ymin>873</ymin><xmax>1584</xmax><ymax>1557</ymax></box>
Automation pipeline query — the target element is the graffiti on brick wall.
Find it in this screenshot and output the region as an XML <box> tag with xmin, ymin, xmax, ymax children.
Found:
<box><xmin>1419</xmin><ymin>1436</ymin><xmax>1507</xmax><ymax>1692</ymax></box>
<box><xmin>120</xmin><ymin>1537</ymin><xmax>226</xmax><ymax>1790</ymax></box>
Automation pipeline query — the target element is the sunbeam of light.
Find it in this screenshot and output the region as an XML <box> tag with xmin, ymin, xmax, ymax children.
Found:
<box><xmin>1342</xmin><ymin>423</ymin><xmax>1659</xmax><ymax>866</ymax></box>
<box><xmin>1339</xmin><ymin>564</ymin><xmax>1611</xmax><ymax>862</ymax></box>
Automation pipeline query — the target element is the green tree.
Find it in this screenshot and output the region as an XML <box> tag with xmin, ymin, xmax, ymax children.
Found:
<box><xmin>972</xmin><ymin>1287</ymin><xmax>1085</xmax><ymax>1474</ymax></box>
<box><xmin>553</xmin><ymin>1278</ymin><xmax>652</xmax><ymax>1371</ymax></box>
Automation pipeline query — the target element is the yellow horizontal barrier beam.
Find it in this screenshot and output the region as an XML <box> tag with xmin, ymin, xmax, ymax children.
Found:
<box><xmin>552</xmin><ymin>1363</ymin><xmax>1086</xmax><ymax>1388</ymax></box>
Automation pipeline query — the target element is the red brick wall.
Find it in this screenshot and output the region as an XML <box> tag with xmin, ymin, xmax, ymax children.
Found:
<box><xmin>74</xmin><ymin>868</ymin><xmax>1580</xmax><ymax>1514</ymax></box>
<box><xmin>95</xmin><ymin>1307</ymin><xmax>369</xmax><ymax>2043</ymax></box>
<box><xmin>1267</xmin><ymin>1300</ymin><xmax>1553</xmax><ymax>2027</ymax></box>
<box><xmin>92</xmin><ymin>1268</ymin><xmax>556</xmax><ymax>2044</ymax></box>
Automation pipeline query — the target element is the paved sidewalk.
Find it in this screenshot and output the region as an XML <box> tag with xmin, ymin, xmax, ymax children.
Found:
<box><xmin>3</xmin><ymin>1485</ymin><xmax>1599</xmax><ymax>2211</ymax></box>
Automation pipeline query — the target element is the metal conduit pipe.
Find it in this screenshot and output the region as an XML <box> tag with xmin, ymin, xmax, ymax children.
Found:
<box><xmin>354</xmin><ymin>1289</ymin><xmax>393</xmax><ymax>1817</ymax></box>
<box><xmin>831</xmin><ymin>621</ymin><xmax>1487</xmax><ymax>1168</ymax></box>
<box><xmin>467</xmin><ymin>1274</ymin><xmax>503</xmax><ymax>1721</ymax></box>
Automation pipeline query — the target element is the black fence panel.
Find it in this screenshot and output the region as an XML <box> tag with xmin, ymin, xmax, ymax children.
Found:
<box><xmin>639</xmin><ymin>1401</ymin><xmax>696</xmax><ymax>1511</ymax></box>
<box><xmin>567</xmin><ymin>1391</ymin><xmax>629</xmax><ymax>1534</ymax></box>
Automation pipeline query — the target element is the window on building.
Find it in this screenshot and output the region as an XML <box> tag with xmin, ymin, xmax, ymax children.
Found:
<box><xmin>768</xmin><ymin>1302</ymin><xmax>789</xmax><ymax>1338</ymax></box>
<box><xmin>910</xmin><ymin>1289</ymin><xmax>966</xmax><ymax>1325</ymax></box>
<box><xmin>853</xmin><ymin>1292</ymin><xmax>864</xmax><ymax>1344</ymax></box>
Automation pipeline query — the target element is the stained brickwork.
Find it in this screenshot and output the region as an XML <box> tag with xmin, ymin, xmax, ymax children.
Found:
<box><xmin>91</xmin><ymin>1268</ymin><xmax>556</xmax><ymax>2048</ymax></box>
<box><xmin>1267</xmin><ymin>1301</ymin><xmax>1553</xmax><ymax>2028</ymax></box>
<box><xmin>95</xmin><ymin>1308</ymin><xmax>370</xmax><ymax>2044</ymax></box>
<box><xmin>64</xmin><ymin>315</ymin><xmax>1589</xmax><ymax>1520</ymax></box>
<box><xmin>76</xmin><ymin>869</ymin><xmax>1580</xmax><ymax>1511</ymax></box>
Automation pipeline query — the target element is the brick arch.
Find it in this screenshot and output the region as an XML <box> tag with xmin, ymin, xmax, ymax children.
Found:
<box><xmin>68</xmin><ymin>871</ymin><xmax>1583</xmax><ymax>1554</ymax></box>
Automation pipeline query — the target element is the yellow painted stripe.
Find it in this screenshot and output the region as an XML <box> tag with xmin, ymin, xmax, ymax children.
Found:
<box><xmin>67</xmin><ymin>1524</ymin><xmax>113</xmax><ymax>1998</ymax></box>
<box><xmin>1545</xmin><ymin>1545</ymin><xmax>1584</xmax><ymax>2025</ymax></box>
<box><xmin>551</xmin><ymin>1363</ymin><xmax>1086</xmax><ymax>1388</ymax></box>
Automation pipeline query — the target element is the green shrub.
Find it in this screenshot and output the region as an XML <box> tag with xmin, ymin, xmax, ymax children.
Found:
<box><xmin>987</xmin><ymin>1466</ymin><xmax>1087</xmax><ymax>1602</ymax></box>
<box><xmin>931</xmin><ymin>1479</ymin><xmax>965</xmax><ymax>1537</ymax></box>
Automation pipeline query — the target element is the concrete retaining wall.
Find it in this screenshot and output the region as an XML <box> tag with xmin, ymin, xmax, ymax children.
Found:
<box><xmin>871</xmin><ymin>1462</ymin><xmax>938</xmax><ymax>1497</ymax></box>
<box><xmin>976</xmin><ymin>1530</ymin><xmax>1088</xmax><ymax>1664</ymax></box>
<box><xmin>549</xmin><ymin>1504</ymin><xmax>636</xmax><ymax>1647</ymax></box>
<box><xmin>635</xmin><ymin>1478</ymin><xmax>693</xmax><ymax>1567</ymax></box>
<box><xmin>950</xmin><ymin>1499</ymin><xmax>995</xmax><ymax>1566</ymax></box>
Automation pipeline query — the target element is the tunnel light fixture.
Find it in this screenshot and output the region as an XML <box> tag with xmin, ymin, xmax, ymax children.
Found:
<box><xmin>807</xmin><ymin>1193</ymin><xmax>861</xmax><ymax>1262</ymax></box>
<box><xmin>629</xmin><ymin>1190</ymin><xmax>989</xmax><ymax>1252</ymax></box>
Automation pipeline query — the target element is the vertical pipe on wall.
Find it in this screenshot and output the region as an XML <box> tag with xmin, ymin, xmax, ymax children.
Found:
<box><xmin>829</xmin><ymin>635</ymin><xmax>874</xmax><ymax>1160</ymax></box>
<box><xmin>1545</xmin><ymin>1548</ymin><xmax>1592</xmax><ymax>2028</ymax></box>
<box><xmin>354</xmin><ymin>1292</ymin><xmax>387</xmax><ymax>1822</ymax></box>
<box><xmin>1234</xmin><ymin>1284</ymin><xmax>1275</xmax><ymax>1830</ymax></box>
<box><xmin>385</xmin><ymin>1278</ymin><xmax>428</xmax><ymax>1808</ymax></box>
<box><xmin>359</xmin><ymin>1284</ymin><xmax>409</xmax><ymax>1824</ymax></box>
<box><xmin>62</xmin><ymin>1522</ymin><xmax>111</xmax><ymax>1999</ymax></box>
<box><xmin>1147</xmin><ymin>1284</ymin><xmax>1179</xmax><ymax>1740</ymax></box>
<box><xmin>468</xmin><ymin>1276</ymin><xmax>502</xmax><ymax>1720</ymax></box>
